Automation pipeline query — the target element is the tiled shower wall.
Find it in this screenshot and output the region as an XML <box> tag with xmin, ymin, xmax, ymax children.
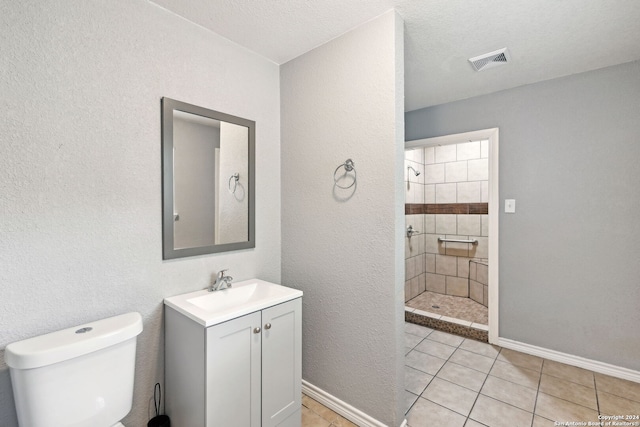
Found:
<box><xmin>404</xmin><ymin>148</ymin><xmax>426</xmax><ymax>300</ymax></box>
<box><xmin>469</xmin><ymin>260</ymin><xmax>489</xmax><ymax>307</ymax></box>
<box><xmin>404</xmin><ymin>141</ymin><xmax>489</xmax><ymax>303</ymax></box>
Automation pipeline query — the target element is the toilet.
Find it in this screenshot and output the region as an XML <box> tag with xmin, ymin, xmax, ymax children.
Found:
<box><xmin>4</xmin><ymin>312</ymin><xmax>143</xmax><ymax>427</ymax></box>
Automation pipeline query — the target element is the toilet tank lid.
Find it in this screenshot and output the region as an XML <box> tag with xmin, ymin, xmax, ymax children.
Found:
<box><xmin>4</xmin><ymin>312</ymin><xmax>143</xmax><ymax>370</ymax></box>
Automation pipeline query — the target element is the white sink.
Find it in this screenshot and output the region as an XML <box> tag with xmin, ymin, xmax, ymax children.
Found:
<box><xmin>187</xmin><ymin>282</ymin><xmax>259</xmax><ymax>312</ymax></box>
<box><xmin>164</xmin><ymin>279</ymin><xmax>302</xmax><ymax>327</ymax></box>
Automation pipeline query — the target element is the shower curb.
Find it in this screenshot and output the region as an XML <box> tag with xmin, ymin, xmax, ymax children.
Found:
<box><xmin>405</xmin><ymin>310</ymin><xmax>488</xmax><ymax>343</ymax></box>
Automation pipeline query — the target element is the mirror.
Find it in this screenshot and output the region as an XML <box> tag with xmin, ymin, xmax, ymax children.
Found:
<box><xmin>162</xmin><ymin>97</ymin><xmax>255</xmax><ymax>259</ymax></box>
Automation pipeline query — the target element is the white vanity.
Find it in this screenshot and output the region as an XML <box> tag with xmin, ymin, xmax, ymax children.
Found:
<box><xmin>164</xmin><ymin>279</ymin><xmax>303</xmax><ymax>427</ymax></box>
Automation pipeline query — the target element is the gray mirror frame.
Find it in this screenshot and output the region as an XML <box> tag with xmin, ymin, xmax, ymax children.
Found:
<box><xmin>161</xmin><ymin>97</ymin><xmax>255</xmax><ymax>259</ymax></box>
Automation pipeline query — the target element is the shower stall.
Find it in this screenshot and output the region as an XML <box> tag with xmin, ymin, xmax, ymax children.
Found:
<box><xmin>404</xmin><ymin>140</ymin><xmax>489</xmax><ymax>330</ymax></box>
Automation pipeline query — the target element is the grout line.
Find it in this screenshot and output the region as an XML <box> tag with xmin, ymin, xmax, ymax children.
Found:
<box><xmin>445</xmin><ymin>357</ymin><xmax>495</xmax><ymax>376</ymax></box>
<box><xmin>593</xmin><ymin>373</ymin><xmax>602</xmax><ymax>416</ymax></box>
<box><xmin>536</xmin><ymin>389</ymin><xmax>600</xmax><ymax>413</ymax></box>
<box><xmin>538</xmin><ymin>370</ymin><xmax>597</xmax><ymax>389</ymax></box>
<box><xmin>302</xmin><ymin>394</ymin><xmax>338</xmax><ymax>425</ymax></box>
<box><xmin>529</xmin><ymin>357</ymin><xmax>543</xmax><ymax>427</ymax></box>
<box><xmin>464</xmin><ymin>346</ymin><xmax>501</xmax><ymax>426</ymax></box>
<box><xmin>427</xmin><ymin>374</ymin><xmax>484</xmax><ymax>395</ymax></box>
<box><xmin>474</xmin><ymin>394</ymin><xmax>536</xmax><ymax>420</ymax></box>
<box><xmin>420</xmin><ymin>394</ymin><xmax>475</xmax><ymax>419</ymax></box>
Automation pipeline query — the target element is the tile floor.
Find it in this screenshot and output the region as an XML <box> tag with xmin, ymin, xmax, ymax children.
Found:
<box><xmin>302</xmin><ymin>393</ymin><xmax>359</xmax><ymax>427</ymax></box>
<box><xmin>302</xmin><ymin>323</ymin><xmax>640</xmax><ymax>427</ymax></box>
<box><xmin>407</xmin><ymin>291</ymin><xmax>488</xmax><ymax>325</ymax></box>
<box><xmin>404</xmin><ymin>322</ymin><xmax>640</xmax><ymax>427</ymax></box>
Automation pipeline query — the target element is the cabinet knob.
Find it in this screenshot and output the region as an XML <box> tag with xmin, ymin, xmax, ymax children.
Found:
<box><xmin>265</xmin><ymin>323</ymin><xmax>272</xmax><ymax>330</ymax></box>
<box><xmin>253</xmin><ymin>327</ymin><xmax>261</xmax><ymax>334</ymax></box>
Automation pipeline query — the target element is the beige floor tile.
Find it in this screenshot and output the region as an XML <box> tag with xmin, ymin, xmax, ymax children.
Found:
<box><xmin>437</xmin><ymin>361</ymin><xmax>488</xmax><ymax>392</ymax></box>
<box><xmin>489</xmin><ymin>360</ymin><xmax>541</xmax><ymax>390</ymax></box>
<box><xmin>463</xmin><ymin>419</ymin><xmax>487</xmax><ymax>427</ymax></box>
<box><xmin>542</xmin><ymin>360</ymin><xmax>594</xmax><ymax>388</ymax></box>
<box><xmin>405</xmin><ymin>332</ymin><xmax>424</xmax><ymax>349</ymax></box>
<box><xmin>481</xmin><ymin>375</ymin><xmax>537</xmax><ymax>412</ymax></box>
<box><xmin>534</xmin><ymin>392</ymin><xmax>599</xmax><ymax>423</ymax></box>
<box><xmin>449</xmin><ymin>348</ymin><xmax>496</xmax><ymax>374</ymax></box>
<box><xmin>302</xmin><ymin>405</ymin><xmax>331</xmax><ymax>427</ymax></box>
<box><xmin>428</xmin><ymin>330</ymin><xmax>465</xmax><ymax>347</ymax></box>
<box><xmin>407</xmin><ymin>397</ymin><xmax>467</xmax><ymax>427</ymax></box>
<box><xmin>595</xmin><ymin>373</ymin><xmax>640</xmax><ymax>403</ymax></box>
<box><xmin>404</xmin><ymin>391</ymin><xmax>419</xmax><ymax>415</ymax></box>
<box><xmin>422</xmin><ymin>377</ymin><xmax>479</xmax><ymax>416</ymax></box>
<box><xmin>405</xmin><ymin>365</ymin><xmax>434</xmax><ymax>395</ymax></box>
<box><xmin>532</xmin><ymin>415</ymin><xmax>557</xmax><ymax>427</ymax></box>
<box><xmin>597</xmin><ymin>390</ymin><xmax>640</xmax><ymax>416</ymax></box>
<box><xmin>497</xmin><ymin>348</ymin><xmax>543</xmax><ymax>372</ymax></box>
<box><xmin>302</xmin><ymin>395</ymin><xmax>339</xmax><ymax>423</ymax></box>
<box><xmin>406</xmin><ymin>350</ymin><xmax>447</xmax><ymax>375</ymax></box>
<box><xmin>301</xmin><ymin>394</ymin><xmax>316</xmax><ymax>410</ymax></box>
<box><xmin>415</xmin><ymin>339</ymin><xmax>457</xmax><ymax>359</ymax></box>
<box><xmin>331</xmin><ymin>414</ymin><xmax>359</xmax><ymax>427</ymax></box>
<box><xmin>459</xmin><ymin>338</ymin><xmax>501</xmax><ymax>359</ymax></box>
<box><xmin>405</xmin><ymin>322</ymin><xmax>434</xmax><ymax>338</ymax></box>
<box><xmin>469</xmin><ymin>394</ymin><xmax>533</xmax><ymax>427</ymax></box>
<box><xmin>539</xmin><ymin>374</ymin><xmax>597</xmax><ymax>410</ymax></box>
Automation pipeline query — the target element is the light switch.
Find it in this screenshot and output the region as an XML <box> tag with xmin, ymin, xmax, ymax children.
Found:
<box><xmin>505</xmin><ymin>199</ymin><xmax>516</xmax><ymax>213</ymax></box>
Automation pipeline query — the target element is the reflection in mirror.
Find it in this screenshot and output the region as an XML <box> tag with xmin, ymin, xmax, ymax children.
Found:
<box><xmin>162</xmin><ymin>98</ymin><xmax>255</xmax><ymax>259</ymax></box>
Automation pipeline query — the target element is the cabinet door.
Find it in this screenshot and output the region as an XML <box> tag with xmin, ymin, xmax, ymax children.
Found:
<box><xmin>206</xmin><ymin>311</ymin><xmax>262</xmax><ymax>427</ymax></box>
<box><xmin>261</xmin><ymin>298</ymin><xmax>302</xmax><ymax>427</ymax></box>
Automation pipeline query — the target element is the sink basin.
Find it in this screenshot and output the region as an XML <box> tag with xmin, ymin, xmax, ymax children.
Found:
<box><xmin>164</xmin><ymin>279</ymin><xmax>302</xmax><ymax>327</ymax></box>
<box><xmin>187</xmin><ymin>283</ymin><xmax>259</xmax><ymax>312</ymax></box>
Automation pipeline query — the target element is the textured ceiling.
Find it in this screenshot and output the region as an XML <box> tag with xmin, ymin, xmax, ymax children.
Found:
<box><xmin>150</xmin><ymin>0</ymin><xmax>640</xmax><ymax>111</ymax></box>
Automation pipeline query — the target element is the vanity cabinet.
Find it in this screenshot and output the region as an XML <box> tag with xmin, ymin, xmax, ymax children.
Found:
<box><xmin>165</xmin><ymin>298</ymin><xmax>302</xmax><ymax>427</ymax></box>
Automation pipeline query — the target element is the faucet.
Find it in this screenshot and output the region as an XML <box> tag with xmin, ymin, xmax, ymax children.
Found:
<box><xmin>209</xmin><ymin>269</ymin><xmax>233</xmax><ymax>292</ymax></box>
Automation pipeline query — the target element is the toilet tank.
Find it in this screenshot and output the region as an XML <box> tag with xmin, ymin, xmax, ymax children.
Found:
<box><xmin>4</xmin><ymin>312</ymin><xmax>143</xmax><ymax>427</ymax></box>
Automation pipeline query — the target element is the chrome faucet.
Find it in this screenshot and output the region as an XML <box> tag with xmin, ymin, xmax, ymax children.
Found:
<box><xmin>209</xmin><ymin>269</ymin><xmax>233</xmax><ymax>292</ymax></box>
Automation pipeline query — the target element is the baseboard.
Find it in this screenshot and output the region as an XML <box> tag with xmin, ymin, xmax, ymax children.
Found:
<box><xmin>498</xmin><ymin>338</ymin><xmax>640</xmax><ymax>383</ymax></box>
<box><xmin>302</xmin><ymin>380</ymin><xmax>407</xmax><ymax>427</ymax></box>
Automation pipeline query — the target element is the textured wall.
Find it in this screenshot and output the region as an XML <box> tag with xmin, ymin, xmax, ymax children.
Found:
<box><xmin>281</xmin><ymin>11</ymin><xmax>405</xmax><ymax>426</ymax></box>
<box><xmin>0</xmin><ymin>1</ymin><xmax>280</xmax><ymax>425</ymax></box>
<box><xmin>406</xmin><ymin>60</ymin><xmax>640</xmax><ymax>370</ymax></box>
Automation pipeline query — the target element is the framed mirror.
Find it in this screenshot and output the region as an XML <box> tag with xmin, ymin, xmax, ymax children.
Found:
<box><xmin>161</xmin><ymin>97</ymin><xmax>255</xmax><ymax>259</ymax></box>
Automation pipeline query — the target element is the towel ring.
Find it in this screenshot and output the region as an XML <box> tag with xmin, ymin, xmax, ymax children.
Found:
<box><xmin>228</xmin><ymin>173</ymin><xmax>239</xmax><ymax>194</ymax></box>
<box><xmin>333</xmin><ymin>159</ymin><xmax>357</xmax><ymax>189</ymax></box>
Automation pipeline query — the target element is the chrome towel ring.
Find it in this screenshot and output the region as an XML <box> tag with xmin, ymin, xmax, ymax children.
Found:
<box><xmin>333</xmin><ymin>159</ymin><xmax>357</xmax><ymax>189</ymax></box>
<box><xmin>228</xmin><ymin>173</ymin><xmax>239</xmax><ymax>194</ymax></box>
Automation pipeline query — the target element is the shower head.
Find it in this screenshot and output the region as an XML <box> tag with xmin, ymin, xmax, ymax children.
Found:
<box><xmin>407</xmin><ymin>165</ymin><xmax>421</xmax><ymax>176</ymax></box>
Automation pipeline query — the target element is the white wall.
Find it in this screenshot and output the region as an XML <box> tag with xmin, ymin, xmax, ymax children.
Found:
<box><xmin>217</xmin><ymin>121</ymin><xmax>249</xmax><ymax>244</ymax></box>
<box><xmin>173</xmin><ymin>116</ymin><xmax>219</xmax><ymax>249</ymax></box>
<box><xmin>0</xmin><ymin>1</ymin><xmax>280</xmax><ymax>425</ymax></box>
<box><xmin>281</xmin><ymin>11</ymin><xmax>406</xmax><ymax>426</ymax></box>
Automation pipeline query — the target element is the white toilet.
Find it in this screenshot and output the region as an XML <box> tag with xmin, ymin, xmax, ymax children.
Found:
<box><xmin>4</xmin><ymin>312</ymin><xmax>143</xmax><ymax>427</ymax></box>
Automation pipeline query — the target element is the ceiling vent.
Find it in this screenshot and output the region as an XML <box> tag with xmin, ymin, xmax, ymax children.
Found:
<box><xmin>469</xmin><ymin>48</ymin><xmax>511</xmax><ymax>72</ymax></box>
